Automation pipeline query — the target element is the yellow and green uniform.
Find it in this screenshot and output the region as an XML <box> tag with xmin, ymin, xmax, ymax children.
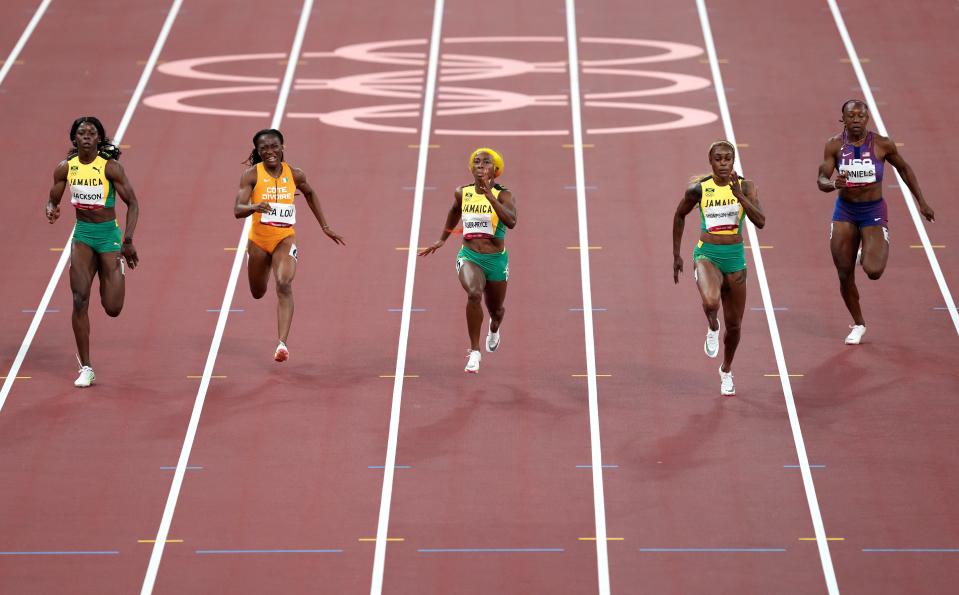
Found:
<box><xmin>68</xmin><ymin>155</ymin><xmax>122</xmax><ymax>253</ymax></box>
<box><xmin>456</xmin><ymin>183</ymin><xmax>509</xmax><ymax>281</ymax></box>
<box><xmin>693</xmin><ymin>176</ymin><xmax>747</xmax><ymax>274</ymax></box>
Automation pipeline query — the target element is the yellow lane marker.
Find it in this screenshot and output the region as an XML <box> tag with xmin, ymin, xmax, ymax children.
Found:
<box><xmin>408</xmin><ymin>144</ymin><xmax>440</xmax><ymax>149</ymax></box>
<box><xmin>578</xmin><ymin>537</ymin><xmax>625</xmax><ymax>541</ymax></box>
<box><xmin>562</xmin><ymin>143</ymin><xmax>594</xmax><ymax>148</ymax></box>
<box><xmin>395</xmin><ymin>246</ymin><xmax>428</xmax><ymax>251</ymax></box>
<box><xmin>566</xmin><ymin>246</ymin><xmax>602</xmax><ymax>250</ymax></box>
<box><xmin>138</xmin><ymin>539</ymin><xmax>183</xmax><ymax>543</ymax></box>
<box><xmin>895</xmin><ymin>142</ymin><xmax>905</xmax><ymax>147</ymax></box>
<box><xmin>911</xmin><ymin>245</ymin><xmax>945</xmax><ymax>248</ymax></box>
<box><xmin>358</xmin><ymin>537</ymin><xmax>405</xmax><ymax>542</ymax></box>
<box><xmin>0</xmin><ymin>60</ymin><xmax>25</xmax><ymax>65</ymax></box>
<box><xmin>0</xmin><ymin>376</ymin><xmax>31</xmax><ymax>380</ymax></box>
<box><xmin>840</xmin><ymin>57</ymin><xmax>870</xmax><ymax>63</ymax></box>
<box><xmin>379</xmin><ymin>375</ymin><xmax>419</xmax><ymax>378</ymax></box>
<box><xmin>187</xmin><ymin>375</ymin><xmax>227</xmax><ymax>379</ymax></box>
<box><xmin>224</xmin><ymin>247</ymin><xmax>238</xmax><ymax>251</ymax></box>
<box><xmin>571</xmin><ymin>374</ymin><xmax>612</xmax><ymax>378</ymax></box>
<box><xmin>736</xmin><ymin>143</ymin><xmax>750</xmax><ymax>148</ymax></box>
<box><xmin>799</xmin><ymin>537</ymin><xmax>845</xmax><ymax>541</ymax></box>
<box><xmin>119</xmin><ymin>144</ymin><xmax>131</xmax><ymax>149</ymax></box>
<box><xmin>765</xmin><ymin>373</ymin><xmax>804</xmax><ymax>377</ymax></box>
<box><xmin>50</xmin><ymin>247</ymin><xmax>64</xmax><ymax>252</ymax></box>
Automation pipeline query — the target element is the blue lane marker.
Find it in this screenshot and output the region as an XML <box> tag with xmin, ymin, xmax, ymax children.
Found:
<box><xmin>569</xmin><ymin>307</ymin><xmax>607</xmax><ymax>312</ymax></box>
<box><xmin>418</xmin><ymin>548</ymin><xmax>564</xmax><ymax>553</ymax></box>
<box><xmin>0</xmin><ymin>551</ymin><xmax>120</xmax><ymax>555</ymax></box>
<box><xmin>933</xmin><ymin>307</ymin><xmax>958</xmax><ymax>311</ymax></box>
<box><xmin>576</xmin><ymin>464</ymin><xmax>618</xmax><ymax>469</ymax></box>
<box><xmin>388</xmin><ymin>308</ymin><xmax>427</xmax><ymax>312</ymax></box>
<box><xmin>196</xmin><ymin>549</ymin><xmax>343</xmax><ymax>554</ymax></box>
<box><xmin>22</xmin><ymin>309</ymin><xmax>60</xmax><ymax>313</ymax></box>
<box><xmin>784</xmin><ymin>464</ymin><xmax>826</xmax><ymax>469</ymax></box>
<box><xmin>207</xmin><ymin>309</ymin><xmax>244</xmax><ymax>313</ymax></box>
<box><xmin>369</xmin><ymin>465</ymin><xmax>412</xmax><ymax>469</ymax></box>
<box><xmin>863</xmin><ymin>548</ymin><xmax>959</xmax><ymax>553</ymax></box>
<box><xmin>751</xmin><ymin>307</ymin><xmax>788</xmax><ymax>311</ymax></box>
<box><xmin>640</xmin><ymin>548</ymin><xmax>785</xmax><ymax>553</ymax></box>
<box><xmin>160</xmin><ymin>466</ymin><xmax>203</xmax><ymax>470</ymax></box>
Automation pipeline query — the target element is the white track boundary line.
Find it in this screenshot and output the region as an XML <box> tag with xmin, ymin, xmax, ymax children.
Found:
<box><xmin>137</xmin><ymin>1</ymin><xmax>313</xmax><ymax>592</ymax></box>
<box><xmin>368</xmin><ymin>0</ymin><xmax>444</xmax><ymax>593</ymax></box>
<box><xmin>695</xmin><ymin>1</ymin><xmax>840</xmax><ymax>593</ymax></box>
<box><xmin>563</xmin><ymin>1</ymin><xmax>610</xmax><ymax>594</ymax></box>
<box><xmin>0</xmin><ymin>0</ymin><xmax>52</xmax><ymax>86</ymax></box>
<box><xmin>0</xmin><ymin>0</ymin><xmax>186</xmax><ymax>416</ymax></box>
<box><xmin>826</xmin><ymin>0</ymin><xmax>958</xmax><ymax>335</ymax></box>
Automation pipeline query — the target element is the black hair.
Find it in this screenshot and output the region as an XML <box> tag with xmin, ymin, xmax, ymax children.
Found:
<box><xmin>247</xmin><ymin>128</ymin><xmax>285</xmax><ymax>165</ymax></box>
<box><xmin>67</xmin><ymin>116</ymin><xmax>121</xmax><ymax>160</ymax></box>
<box><xmin>840</xmin><ymin>99</ymin><xmax>868</xmax><ymax>115</ymax></box>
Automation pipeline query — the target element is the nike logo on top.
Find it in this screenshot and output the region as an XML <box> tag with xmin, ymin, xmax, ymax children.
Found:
<box><xmin>842</xmin><ymin>152</ymin><xmax>853</xmax><ymax>157</ymax></box>
<box><xmin>874</xmin><ymin>217</ymin><xmax>881</xmax><ymax>221</ymax></box>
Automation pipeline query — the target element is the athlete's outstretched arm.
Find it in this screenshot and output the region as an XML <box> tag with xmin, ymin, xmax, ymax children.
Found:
<box><xmin>881</xmin><ymin>137</ymin><xmax>934</xmax><ymax>222</ymax></box>
<box><xmin>107</xmin><ymin>159</ymin><xmax>141</xmax><ymax>268</ymax></box>
<box><xmin>419</xmin><ymin>187</ymin><xmax>464</xmax><ymax>256</ymax></box>
<box><xmin>46</xmin><ymin>160</ymin><xmax>68</xmax><ymax>224</ymax></box>
<box><xmin>294</xmin><ymin>167</ymin><xmax>345</xmax><ymax>245</ymax></box>
<box><xmin>672</xmin><ymin>183</ymin><xmax>701</xmax><ymax>283</ymax></box>
<box><xmin>234</xmin><ymin>167</ymin><xmax>270</xmax><ymax>218</ymax></box>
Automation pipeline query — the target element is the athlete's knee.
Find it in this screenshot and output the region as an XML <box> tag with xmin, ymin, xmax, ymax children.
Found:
<box><xmin>724</xmin><ymin>319</ymin><xmax>742</xmax><ymax>335</ymax></box>
<box><xmin>104</xmin><ymin>304</ymin><xmax>123</xmax><ymax>318</ymax></box>
<box><xmin>276</xmin><ymin>279</ymin><xmax>294</xmax><ymax>297</ymax></box>
<box><xmin>863</xmin><ymin>264</ymin><xmax>884</xmax><ymax>280</ymax></box>
<box><xmin>701</xmin><ymin>297</ymin><xmax>720</xmax><ymax>313</ymax></box>
<box><xmin>489</xmin><ymin>306</ymin><xmax>505</xmax><ymax>320</ymax></box>
<box><xmin>72</xmin><ymin>291</ymin><xmax>90</xmax><ymax>312</ymax></box>
<box><xmin>466</xmin><ymin>290</ymin><xmax>483</xmax><ymax>304</ymax></box>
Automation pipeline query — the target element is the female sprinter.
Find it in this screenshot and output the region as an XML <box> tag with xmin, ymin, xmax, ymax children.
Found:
<box><xmin>419</xmin><ymin>148</ymin><xmax>517</xmax><ymax>373</ymax></box>
<box><xmin>234</xmin><ymin>128</ymin><xmax>344</xmax><ymax>362</ymax></box>
<box><xmin>673</xmin><ymin>140</ymin><xmax>764</xmax><ymax>396</ymax></box>
<box><xmin>817</xmin><ymin>99</ymin><xmax>934</xmax><ymax>344</ymax></box>
<box><xmin>46</xmin><ymin>116</ymin><xmax>140</xmax><ymax>388</ymax></box>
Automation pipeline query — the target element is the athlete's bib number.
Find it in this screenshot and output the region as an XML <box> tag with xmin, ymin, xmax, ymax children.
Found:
<box><xmin>260</xmin><ymin>202</ymin><xmax>296</xmax><ymax>227</ymax></box>
<box><xmin>839</xmin><ymin>158</ymin><xmax>877</xmax><ymax>186</ymax></box>
<box><xmin>462</xmin><ymin>212</ymin><xmax>494</xmax><ymax>239</ymax></box>
<box><xmin>70</xmin><ymin>184</ymin><xmax>106</xmax><ymax>210</ymax></box>
<box><xmin>702</xmin><ymin>203</ymin><xmax>741</xmax><ymax>233</ymax></box>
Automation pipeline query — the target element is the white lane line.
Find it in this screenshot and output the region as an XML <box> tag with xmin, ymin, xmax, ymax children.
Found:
<box><xmin>0</xmin><ymin>0</ymin><xmax>186</xmax><ymax>416</ymax></box>
<box><xmin>137</xmin><ymin>1</ymin><xmax>314</xmax><ymax>593</ymax></box>
<box><xmin>368</xmin><ymin>0</ymin><xmax>444</xmax><ymax>593</ymax></box>
<box><xmin>695</xmin><ymin>1</ymin><xmax>840</xmax><ymax>594</ymax></box>
<box><xmin>563</xmin><ymin>1</ymin><xmax>610</xmax><ymax>594</ymax></box>
<box><xmin>826</xmin><ymin>0</ymin><xmax>959</xmax><ymax>336</ymax></box>
<box><xmin>0</xmin><ymin>0</ymin><xmax>53</xmax><ymax>87</ymax></box>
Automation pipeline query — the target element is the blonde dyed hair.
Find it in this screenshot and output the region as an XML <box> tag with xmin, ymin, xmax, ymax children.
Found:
<box><xmin>468</xmin><ymin>147</ymin><xmax>504</xmax><ymax>178</ymax></box>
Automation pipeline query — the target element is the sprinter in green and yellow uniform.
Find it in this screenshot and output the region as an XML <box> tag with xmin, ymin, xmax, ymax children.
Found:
<box><xmin>46</xmin><ymin>117</ymin><xmax>141</xmax><ymax>387</ymax></box>
<box><xmin>419</xmin><ymin>148</ymin><xmax>517</xmax><ymax>374</ymax></box>
<box><xmin>672</xmin><ymin>140</ymin><xmax>764</xmax><ymax>396</ymax></box>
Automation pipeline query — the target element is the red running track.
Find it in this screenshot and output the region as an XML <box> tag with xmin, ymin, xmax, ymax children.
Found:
<box><xmin>0</xmin><ymin>0</ymin><xmax>956</xmax><ymax>594</ymax></box>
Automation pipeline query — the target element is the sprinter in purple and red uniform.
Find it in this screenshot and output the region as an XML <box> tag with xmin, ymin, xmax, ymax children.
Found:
<box><xmin>817</xmin><ymin>100</ymin><xmax>935</xmax><ymax>345</ymax></box>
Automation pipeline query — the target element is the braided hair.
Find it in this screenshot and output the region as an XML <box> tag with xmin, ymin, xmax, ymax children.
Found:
<box><xmin>67</xmin><ymin>116</ymin><xmax>121</xmax><ymax>160</ymax></box>
<box><xmin>246</xmin><ymin>128</ymin><xmax>285</xmax><ymax>166</ymax></box>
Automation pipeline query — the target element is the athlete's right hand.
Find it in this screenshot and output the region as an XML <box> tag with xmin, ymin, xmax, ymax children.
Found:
<box><xmin>673</xmin><ymin>255</ymin><xmax>683</xmax><ymax>284</ymax></box>
<box><xmin>252</xmin><ymin>202</ymin><xmax>272</xmax><ymax>214</ymax></box>
<box><xmin>833</xmin><ymin>174</ymin><xmax>848</xmax><ymax>189</ymax></box>
<box><xmin>45</xmin><ymin>202</ymin><xmax>59</xmax><ymax>223</ymax></box>
<box><xmin>418</xmin><ymin>240</ymin><xmax>444</xmax><ymax>256</ymax></box>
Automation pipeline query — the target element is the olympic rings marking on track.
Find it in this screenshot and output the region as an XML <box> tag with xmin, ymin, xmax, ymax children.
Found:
<box><xmin>143</xmin><ymin>37</ymin><xmax>717</xmax><ymax>135</ymax></box>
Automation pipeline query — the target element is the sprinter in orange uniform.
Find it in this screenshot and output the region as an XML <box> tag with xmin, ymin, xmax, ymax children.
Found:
<box><xmin>234</xmin><ymin>128</ymin><xmax>344</xmax><ymax>361</ymax></box>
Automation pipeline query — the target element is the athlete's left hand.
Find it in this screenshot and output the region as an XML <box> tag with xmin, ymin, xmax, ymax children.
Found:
<box><xmin>122</xmin><ymin>242</ymin><xmax>139</xmax><ymax>269</ymax></box>
<box><xmin>919</xmin><ymin>202</ymin><xmax>935</xmax><ymax>222</ymax></box>
<box><xmin>322</xmin><ymin>226</ymin><xmax>346</xmax><ymax>245</ymax></box>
